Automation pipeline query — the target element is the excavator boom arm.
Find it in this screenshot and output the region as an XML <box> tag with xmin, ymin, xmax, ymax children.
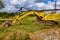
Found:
<box><xmin>11</xmin><ymin>11</ymin><xmax>45</xmax><ymax>25</ymax></box>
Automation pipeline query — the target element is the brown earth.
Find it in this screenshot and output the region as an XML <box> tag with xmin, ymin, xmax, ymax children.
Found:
<box><xmin>0</xmin><ymin>27</ymin><xmax>60</xmax><ymax>40</ymax></box>
<box><xmin>28</xmin><ymin>27</ymin><xmax>60</xmax><ymax>40</ymax></box>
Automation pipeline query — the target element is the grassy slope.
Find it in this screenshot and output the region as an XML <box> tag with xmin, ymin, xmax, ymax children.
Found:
<box><xmin>0</xmin><ymin>16</ymin><xmax>60</xmax><ymax>40</ymax></box>
<box><xmin>0</xmin><ymin>16</ymin><xmax>60</xmax><ymax>32</ymax></box>
<box><xmin>9</xmin><ymin>16</ymin><xmax>55</xmax><ymax>32</ymax></box>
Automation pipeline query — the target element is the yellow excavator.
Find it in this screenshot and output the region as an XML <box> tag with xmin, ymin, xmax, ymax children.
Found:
<box><xmin>1</xmin><ymin>7</ymin><xmax>60</xmax><ymax>27</ymax></box>
<box><xmin>1</xmin><ymin>0</ymin><xmax>60</xmax><ymax>27</ymax></box>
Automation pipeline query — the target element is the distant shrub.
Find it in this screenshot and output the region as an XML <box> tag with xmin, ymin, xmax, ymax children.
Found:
<box><xmin>0</xmin><ymin>12</ymin><xmax>15</xmax><ymax>18</ymax></box>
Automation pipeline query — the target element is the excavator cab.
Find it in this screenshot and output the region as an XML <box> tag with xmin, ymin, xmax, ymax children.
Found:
<box><xmin>42</xmin><ymin>10</ymin><xmax>60</xmax><ymax>21</ymax></box>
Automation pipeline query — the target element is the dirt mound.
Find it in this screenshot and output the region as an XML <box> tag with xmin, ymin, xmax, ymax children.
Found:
<box><xmin>28</xmin><ymin>27</ymin><xmax>60</xmax><ymax>40</ymax></box>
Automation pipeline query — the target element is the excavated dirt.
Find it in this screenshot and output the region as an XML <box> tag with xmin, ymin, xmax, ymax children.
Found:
<box><xmin>28</xmin><ymin>27</ymin><xmax>60</xmax><ymax>40</ymax></box>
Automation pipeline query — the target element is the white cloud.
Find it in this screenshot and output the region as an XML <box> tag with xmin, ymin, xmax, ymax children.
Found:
<box><xmin>1</xmin><ymin>5</ymin><xmax>18</xmax><ymax>12</ymax></box>
<box><xmin>10</xmin><ymin>0</ymin><xmax>19</xmax><ymax>4</ymax></box>
<box><xmin>27</xmin><ymin>2</ymin><xmax>45</xmax><ymax>7</ymax></box>
<box><xmin>29</xmin><ymin>1</ymin><xmax>59</xmax><ymax>10</ymax></box>
<box><xmin>1</xmin><ymin>0</ymin><xmax>60</xmax><ymax>13</ymax></box>
<box><xmin>34</xmin><ymin>3</ymin><xmax>45</xmax><ymax>7</ymax></box>
<box><xmin>1</xmin><ymin>0</ymin><xmax>35</xmax><ymax>12</ymax></box>
<box><xmin>27</xmin><ymin>2</ymin><xmax>54</xmax><ymax>10</ymax></box>
<box><xmin>10</xmin><ymin>0</ymin><xmax>26</xmax><ymax>6</ymax></box>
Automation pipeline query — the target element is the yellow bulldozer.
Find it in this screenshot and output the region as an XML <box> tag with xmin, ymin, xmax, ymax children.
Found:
<box><xmin>1</xmin><ymin>7</ymin><xmax>60</xmax><ymax>27</ymax></box>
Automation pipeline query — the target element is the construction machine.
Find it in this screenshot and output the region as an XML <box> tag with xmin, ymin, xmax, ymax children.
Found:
<box><xmin>1</xmin><ymin>0</ymin><xmax>60</xmax><ymax>27</ymax></box>
<box><xmin>1</xmin><ymin>7</ymin><xmax>60</xmax><ymax>27</ymax></box>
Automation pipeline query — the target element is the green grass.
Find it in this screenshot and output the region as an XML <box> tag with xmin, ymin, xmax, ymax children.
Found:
<box><xmin>0</xmin><ymin>16</ymin><xmax>60</xmax><ymax>32</ymax></box>
<box><xmin>8</xmin><ymin>16</ymin><xmax>54</xmax><ymax>32</ymax></box>
<box><xmin>0</xmin><ymin>16</ymin><xmax>60</xmax><ymax>40</ymax></box>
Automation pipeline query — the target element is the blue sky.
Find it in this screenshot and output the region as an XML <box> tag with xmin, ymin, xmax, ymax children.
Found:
<box><xmin>0</xmin><ymin>0</ymin><xmax>60</xmax><ymax>12</ymax></box>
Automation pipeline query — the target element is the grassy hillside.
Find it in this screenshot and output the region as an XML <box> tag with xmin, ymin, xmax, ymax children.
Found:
<box><xmin>0</xmin><ymin>13</ymin><xmax>60</xmax><ymax>40</ymax></box>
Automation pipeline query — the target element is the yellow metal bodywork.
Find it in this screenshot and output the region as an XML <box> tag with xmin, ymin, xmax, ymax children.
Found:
<box><xmin>43</xmin><ymin>13</ymin><xmax>60</xmax><ymax>20</ymax></box>
<box><xmin>35</xmin><ymin>11</ymin><xmax>45</xmax><ymax>17</ymax></box>
<box><xmin>18</xmin><ymin>11</ymin><xmax>34</xmax><ymax>20</ymax></box>
<box><xmin>12</xmin><ymin>15</ymin><xmax>20</xmax><ymax>24</ymax></box>
<box><xmin>12</xmin><ymin>11</ymin><xmax>34</xmax><ymax>24</ymax></box>
<box><xmin>11</xmin><ymin>11</ymin><xmax>60</xmax><ymax>25</ymax></box>
<box><xmin>11</xmin><ymin>11</ymin><xmax>45</xmax><ymax>24</ymax></box>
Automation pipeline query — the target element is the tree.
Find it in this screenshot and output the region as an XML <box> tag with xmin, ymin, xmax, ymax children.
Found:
<box><xmin>0</xmin><ymin>0</ymin><xmax>4</xmax><ymax>9</ymax></box>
